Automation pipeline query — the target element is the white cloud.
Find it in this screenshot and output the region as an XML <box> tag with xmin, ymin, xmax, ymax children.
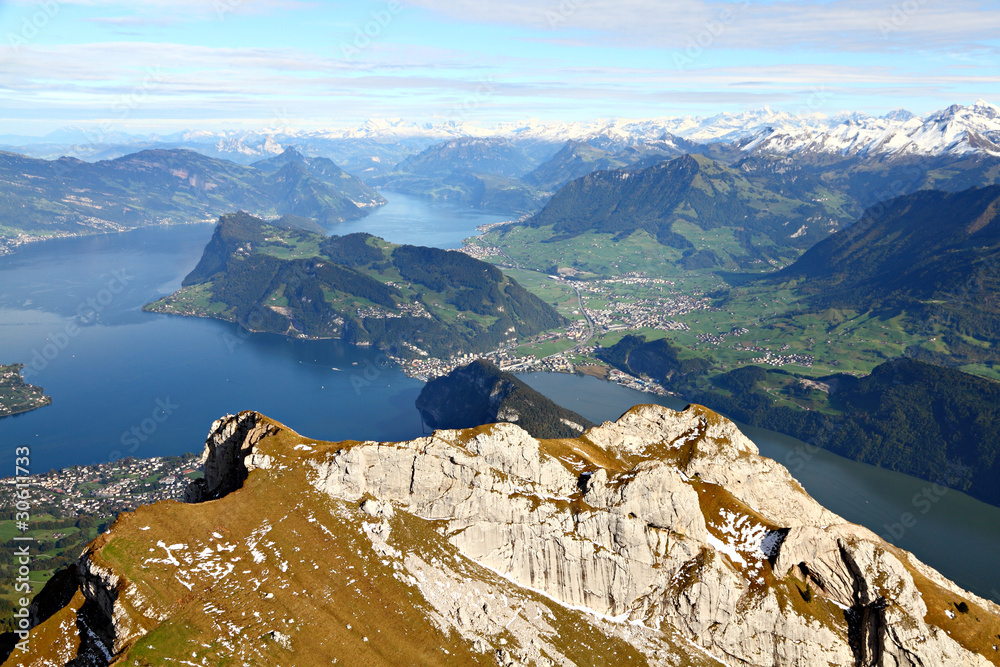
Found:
<box><xmin>0</xmin><ymin>0</ymin><xmax>995</xmax><ymax>131</ymax></box>
<box><xmin>5</xmin><ymin>0</ymin><xmax>317</xmax><ymax>22</ymax></box>
<box><xmin>0</xmin><ymin>38</ymin><xmax>991</xmax><ymax>130</ymax></box>
<box><xmin>401</xmin><ymin>0</ymin><xmax>1000</xmax><ymax>53</ymax></box>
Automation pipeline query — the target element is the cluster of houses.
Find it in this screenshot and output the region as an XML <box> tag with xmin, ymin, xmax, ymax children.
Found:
<box><xmin>0</xmin><ymin>231</ymin><xmax>68</xmax><ymax>256</ymax></box>
<box><xmin>0</xmin><ymin>455</ymin><xmax>200</xmax><ymax>517</ymax></box>
<box><xmin>748</xmin><ymin>351</ymin><xmax>816</xmax><ymax>368</ymax></box>
<box><xmin>357</xmin><ymin>302</ymin><xmax>433</xmax><ymax>320</ymax></box>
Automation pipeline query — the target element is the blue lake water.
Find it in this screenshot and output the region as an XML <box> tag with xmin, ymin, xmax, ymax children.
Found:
<box><xmin>330</xmin><ymin>190</ymin><xmax>513</xmax><ymax>248</ymax></box>
<box><xmin>0</xmin><ymin>192</ymin><xmax>997</xmax><ymax>602</ymax></box>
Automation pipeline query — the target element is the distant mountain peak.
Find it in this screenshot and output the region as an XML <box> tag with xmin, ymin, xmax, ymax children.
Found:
<box><xmin>882</xmin><ymin>108</ymin><xmax>916</xmax><ymax>122</ymax></box>
<box><xmin>278</xmin><ymin>145</ymin><xmax>304</xmax><ymax>159</ymax></box>
<box><xmin>17</xmin><ymin>100</ymin><xmax>1000</xmax><ymax>165</ymax></box>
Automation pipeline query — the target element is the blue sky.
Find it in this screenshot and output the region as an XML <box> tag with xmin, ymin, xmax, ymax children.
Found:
<box><xmin>0</xmin><ymin>0</ymin><xmax>997</xmax><ymax>135</ymax></box>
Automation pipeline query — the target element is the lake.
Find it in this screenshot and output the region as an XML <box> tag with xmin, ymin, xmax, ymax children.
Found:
<box><xmin>1</xmin><ymin>192</ymin><xmax>997</xmax><ymax>602</ymax></box>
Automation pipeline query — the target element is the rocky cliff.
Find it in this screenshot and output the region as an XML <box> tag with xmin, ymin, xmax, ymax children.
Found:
<box><xmin>7</xmin><ymin>405</ymin><xmax>1000</xmax><ymax>666</ymax></box>
<box><xmin>415</xmin><ymin>359</ymin><xmax>595</xmax><ymax>438</ymax></box>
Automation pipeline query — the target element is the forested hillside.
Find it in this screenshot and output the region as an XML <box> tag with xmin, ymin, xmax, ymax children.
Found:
<box><xmin>0</xmin><ymin>148</ymin><xmax>382</xmax><ymax>243</ymax></box>
<box><xmin>147</xmin><ymin>212</ymin><xmax>564</xmax><ymax>358</ymax></box>
<box><xmin>523</xmin><ymin>153</ymin><xmax>851</xmax><ymax>258</ymax></box>
<box><xmin>415</xmin><ymin>359</ymin><xmax>595</xmax><ymax>438</ymax></box>
<box><xmin>778</xmin><ymin>185</ymin><xmax>1000</xmax><ymax>344</ymax></box>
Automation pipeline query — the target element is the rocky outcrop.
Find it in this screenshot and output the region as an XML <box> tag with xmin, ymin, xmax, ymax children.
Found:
<box><xmin>309</xmin><ymin>403</ymin><xmax>1000</xmax><ymax>666</ymax></box>
<box><xmin>183</xmin><ymin>411</ymin><xmax>277</xmax><ymax>502</ymax></box>
<box><xmin>11</xmin><ymin>404</ymin><xmax>1000</xmax><ymax>667</ymax></box>
<box><xmin>415</xmin><ymin>359</ymin><xmax>595</xmax><ymax>438</ymax></box>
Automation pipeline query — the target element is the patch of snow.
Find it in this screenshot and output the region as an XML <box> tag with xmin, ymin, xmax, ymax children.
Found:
<box><xmin>706</xmin><ymin>533</ymin><xmax>746</xmax><ymax>567</ymax></box>
<box><xmin>707</xmin><ymin>509</ymin><xmax>785</xmax><ymax>581</ymax></box>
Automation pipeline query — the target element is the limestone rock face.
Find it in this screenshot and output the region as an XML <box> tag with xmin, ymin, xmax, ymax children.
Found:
<box><xmin>14</xmin><ymin>404</ymin><xmax>1000</xmax><ymax>667</ymax></box>
<box><xmin>308</xmin><ymin>403</ymin><xmax>1000</xmax><ymax>667</ymax></box>
<box><xmin>184</xmin><ymin>411</ymin><xmax>277</xmax><ymax>502</ymax></box>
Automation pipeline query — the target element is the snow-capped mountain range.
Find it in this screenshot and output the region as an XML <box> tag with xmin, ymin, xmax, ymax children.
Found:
<box><xmin>740</xmin><ymin>99</ymin><xmax>1000</xmax><ymax>158</ymax></box>
<box><xmin>4</xmin><ymin>100</ymin><xmax>999</xmax><ymax>162</ymax></box>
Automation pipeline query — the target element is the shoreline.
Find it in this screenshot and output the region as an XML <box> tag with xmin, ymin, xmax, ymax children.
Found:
<box><xmin>0</xmin><ymin>397</ymin><xmax>53</xmax><ymax>420</ymax></box>
<box><xmin>146</xmin><ymin>300</ymin><xmax>675</xmax><ymax>398</ymax></box>
<box><xmin>0</xmin><ymin>218</ymin><xmax>218</xmax><ymax>257</ymax></box>
<box><xmin>0</xmin><ymin>363</ymin><xmax>53</xmax><ymax>419</ymax></box>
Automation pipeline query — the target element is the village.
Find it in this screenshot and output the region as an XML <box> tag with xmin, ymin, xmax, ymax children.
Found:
<box><xmin>0</xmin><ymin>454</ymin><xmax>200</xmax><ymax>518</ymax></box>
<box><xmin>379</xmin><ymin>248</ymin><xmax>823</xmax><ymax>395</ymax></box>
<box><xmin>0</xmin><ymin>363</ymin><xmax>52</xmax><ymax>417</ymax></box>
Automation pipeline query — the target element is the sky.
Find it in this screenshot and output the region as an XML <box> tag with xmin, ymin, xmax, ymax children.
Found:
<box><xmin>0</xmin><ymin>0</ymin><xmax>998</xmax><ymax>136</ymax></box>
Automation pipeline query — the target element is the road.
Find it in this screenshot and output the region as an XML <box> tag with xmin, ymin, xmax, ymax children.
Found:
<box><xmin>480</xmin><ymin>239</ymin><xmax>594</xmax><ymax>358</ymax></box>
<box><xmin>570</xmin><ymin>283</ymin><xmax>595</xmax><ymax>349</ymax></box>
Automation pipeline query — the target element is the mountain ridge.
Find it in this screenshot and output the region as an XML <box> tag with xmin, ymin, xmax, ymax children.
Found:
<box><xmin>521</xmin><ymin>153</ymin><xmax>850</xmax><ymax>261</ymax></box>
<box><xmin>9</xmin><ymin>100</ymin><xmax>1000</xmax><ymax>164</ymax></box>
<box><xmin>8</xmin><ymin>405</ymin><xmax>1000</xmax><ymax>666</ymax></box>
<box><xmin>0</xmin><ymin>147</ymin><xmax>383</xmax><ymax>246</ymax></box>
<box><xmin>777</xmin><ymin>184</ymin><xmax>1000</xmax><ymax>344</ymax></box>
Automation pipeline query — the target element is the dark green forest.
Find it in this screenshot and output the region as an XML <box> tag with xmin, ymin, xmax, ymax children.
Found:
<box><xmin>597</xmin><ymin>333</ymin><xmax>1000</xmax><ymax>507</ymax></box>
<box><xmin>597</xmin><ymin>334</ymin><xmax>711</xmax><ymax>385</ymax></box>
<box><xmin>776</xmin><ymin>185</ymin><xmax>1000</xmax><ymax>348</ymax></box>
<box><xmin>416</xmin><ymin>359</ymin><xmax>595</xmax><ymax>439</ymax></box>
<box><xmin>703</xmin><ymin>358</ymin><xmax>1000</xmax><ymax>506</ymax></box>
<box><xmin>152</xmin><ymin>213</ymin><xmax>564</xmax><ymax>359</ymax></box>
<box><xmin>523</xmin><ymin>154</ymin><xmax>848</xmax><ymax>255</ymax></box>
